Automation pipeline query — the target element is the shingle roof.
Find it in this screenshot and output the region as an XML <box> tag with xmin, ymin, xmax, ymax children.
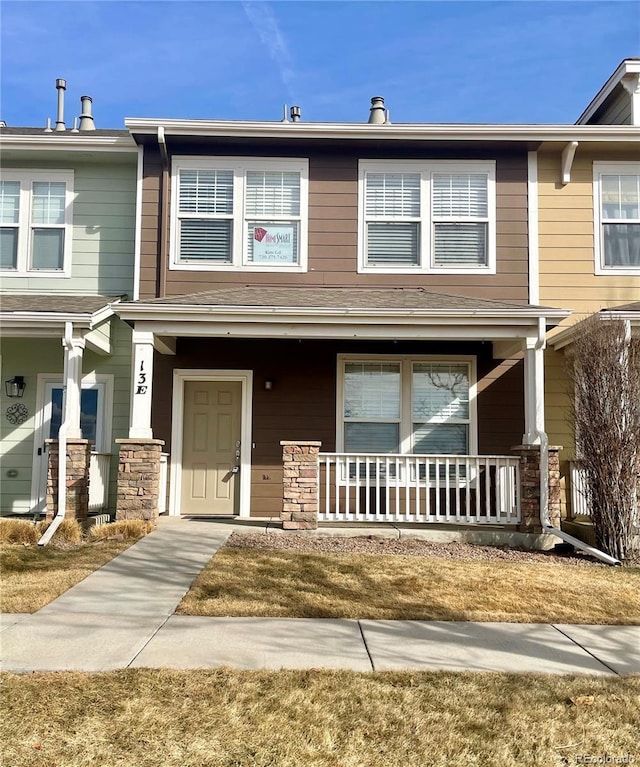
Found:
<box><xmin>0</xmin><ymin>294</ymin><xmax>117</xmax><ymax>315</ymax></box>
<box><xmin>603</xmin><ymin>302</ymin><xmax>640</xmax><ymax>312</ymax></box>
<box><xmin>133</xmin><ymin>286</ymin><xmax>547</xmax><ymax>312</ymax></box>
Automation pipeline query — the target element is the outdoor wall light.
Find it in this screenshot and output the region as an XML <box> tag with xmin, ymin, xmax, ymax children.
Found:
<box><xmin>264</xmin><ymin>379</ymin><xmax>274</xmax><ymax>391</ymax></box>
<box><xmin>5</xmin><ymin>376</ymin><xmax>26</xmax><ymax>398</ymax></box>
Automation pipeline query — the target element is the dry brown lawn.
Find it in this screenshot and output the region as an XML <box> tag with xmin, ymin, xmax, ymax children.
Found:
<box><xmin>178</xmin><ymin>547</ymin><xmax>640</xmax><ymax>624</ymax></box>
<box><xmin>1</xmin><ymin>669</ymin><xmax>638</xmax><ymax>767</ymax></box>
<box><xmin>0</xmin><ymin>541</ymin><xmax>133</xmax><ymax>613</ymax></box>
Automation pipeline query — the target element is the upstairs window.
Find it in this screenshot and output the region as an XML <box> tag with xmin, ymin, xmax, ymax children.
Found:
<box><xmin>171</xmin><ymin>157</ymin><xmax>308</xmax><ymax>272</ymax></box>
<box><xmin>0</xmin><ymin>171</ymin><xmax>73</xmax><ymax>276</ymax></box>
<box><xmin>594</xmin><ymin>163</ymin><xmax>640</xmax><ymax>274</ymax></box>
<box><xmin>359</xmin><ymin>161</ymin><xmax>495</xmax><ymax>274</ymax></box>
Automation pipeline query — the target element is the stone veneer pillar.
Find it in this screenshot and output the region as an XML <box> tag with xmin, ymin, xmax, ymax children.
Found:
<box><xmin>115</xmin><ymin>439</ymin><xmax>165</xmax><ymax>522</ymax></box>
<box><xmin>45</xmin><ymin>439</ymin><xmax>92</xmax><ymax>521</ymax></box>
<box><xmin>512</xmin><ymin>444</ymin><xmax>562</xmax><ymax>531</ymax></box>
<box><xmin>280</xmin><ymin>440</ymin><xmax>321</xmax><ymax>530</ymax></box>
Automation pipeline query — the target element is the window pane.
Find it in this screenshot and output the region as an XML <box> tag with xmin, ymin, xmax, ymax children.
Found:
<box><xmin>365</xmin><ymin>173</ymin><xmax>420</xmax><ymax>217</ymax></box>
<box><xmin>246</xmin><ymin>171</ymin><xmax>300</xmax><ymax>216</ymax></box>
<box><xmin>0</xmin><ymin>228</ymin><xmax>18</xmax><ymax>268</ymax></box>
<box><xmin>601</xmin><ymin>175</ymin><xmax>640</xmax><ymax>220</ymax></box>
<box><xmin>247</xmin><ymin>221</ymin><xmax>298</xmax><ymax>264</ymax></box>
<box><xmin>433</xmin><ymin>222</ymin><xmax>487</xmax><ymax>266</ymax></box>
<box><xmin>345</xmin><ymin>423</ymin><xmax>399</xmax><ymax>453</ymax></box>
<box><xmin>0</xmin><ymin>181</ymin><xmax>20</xmax><ymax>224</ymax></box>
<box><xmin>31</xmin><ymin>229</ymin><xmax>64</xmax><ymax>269</ymax></box>
<box><xmin>413</xmin><ymin>363</ymin><xmax>469</xmax><ymax>420</ymax></box>
<box><xmin>603</xmin><ymin>224</ymin><xmax>640</xmax><ymax>267</ymax></box>
<box><xmin>80</xmin><ymin>389</ymin><xmax>99</xmax><ymax>444</ymax></box>
<box><xmin>367</xmin><ymin>222</ymin><xmax>419</xmax><ymax>265</ymax></box>
<box><xmin>344</xmin><ymin>363</ymin><xmax>400</xmax><ymax>419</ymax></box>
<box><xmin>179</xmin><ymin>170</ymin><xmax>233</xmax><ymax>214</ymax></box>
<box><xmin>179</xmin><ymin>219</ymin><xmax>232</xmax><ymax>262</ymax></box>
<box><xmin>433</xmin><ymin>173</ymin><xmax>487</xmax><ymax>218</ymax></box>
<box><xmin>413</xmin><ymin>423</ymin><xmax>468</xmax><ymax>454</ymax></box>
<box><xmin>32</xmin><ymin>182</ymin><xmax>66</xmax><ymax>225</ymax></box>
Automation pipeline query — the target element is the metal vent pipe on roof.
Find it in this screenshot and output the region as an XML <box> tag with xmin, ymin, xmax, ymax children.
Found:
<box><xmin>55</xmin><ymin>78</ymin><xmax>67</xmax><ymax>132</ymax></box>
<box><xmin>79</xmin><ymin>95</ymin><xmax>96</xmax><ymax>131</ymax></box>
<box><xmin>368</xmin><ymin>95</ymin><xmax>387</xmax><ymax>124</ymax></box>
<box><xmin>290</xmin><ymin>105</ymin><xmax>301</xmax><ymax>122</ymax></box>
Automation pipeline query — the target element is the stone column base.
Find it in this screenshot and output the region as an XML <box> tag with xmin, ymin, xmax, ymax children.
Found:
<box><xmin>281</xmin><ymin>440</ymin><xmax>321</xmax><ymax>530</ymax></box>
<box><xmin>115</xmin><ymin>439</ymin><xmax>165</xmax><ymax>523</ymax></box>
<box><xmin>45</xmin><ymin>439</ymin><xmax>92</xmax><ymax>521</ymax></box>
<box><xmin>512</xmin><ymin>444</ymin><xmax>562</xmax><ymax>532</ymax></box>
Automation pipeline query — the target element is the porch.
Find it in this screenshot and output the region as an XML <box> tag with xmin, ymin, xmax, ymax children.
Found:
<box><xmin>113</xmin><ymin>286</ymin><xmax>570</xmax><ymax>533</ymax></box>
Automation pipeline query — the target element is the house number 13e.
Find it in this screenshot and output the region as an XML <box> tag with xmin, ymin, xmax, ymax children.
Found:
<box><xmin>135</xmin><ymin>360</ymin><xmax>148</xmax><ymax>395</ymax></box>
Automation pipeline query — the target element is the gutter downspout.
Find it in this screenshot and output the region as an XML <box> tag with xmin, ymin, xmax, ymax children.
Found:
<box><xmin>533</xmin><ymin>318</ymin><xmax>620</xmax><ymax>566</ymax></box>
<box><xmin>157</xmin><ymin>126</ymin><xmax>169</xmax><ymax>299</ymax></box>
<box><xmin>38</xmin><ymin>322</ymin><xmax>73</xmax><ymax>546</ymax></box>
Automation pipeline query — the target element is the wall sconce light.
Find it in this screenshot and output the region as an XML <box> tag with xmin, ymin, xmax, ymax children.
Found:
<box><xmin>264</xmin><ymin>379</ymin><xmax>274</xmax><ymax>391</ymax></box>
<box><xmin>5</xmin><ymin>376</ymin><xmax>26</xmax><ymax>398</ymax></box>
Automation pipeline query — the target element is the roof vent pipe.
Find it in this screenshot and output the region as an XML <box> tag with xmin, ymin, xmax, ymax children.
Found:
<box><xmin>78</xmin><ymin>96</ymin><xmax>96</xmax><ymax>131</ymax></box>
<box><xmin>290</xmin><ymin>105</ymin><xmax>301</xmax><ymax>122</ymax></box>
<box><xmin>55</xmin><ymin>78</ymin><xmax>67</xmax><ymax>132</ymax></box>
<box><xmin>44</xmin><ymin>117</ymin><xmax>53</xmax><ymax>133</ymax></box>
<box><xmin>368</xmin><ymin>96</ymin><xmax>386</xmax><ymax>124</ymax></box>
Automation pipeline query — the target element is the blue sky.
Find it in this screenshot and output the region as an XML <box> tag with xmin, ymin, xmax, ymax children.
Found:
<box><xmin>1</xmin><ymin>1</ymin><xmax>639</xmax><ymax>128</ymax></box>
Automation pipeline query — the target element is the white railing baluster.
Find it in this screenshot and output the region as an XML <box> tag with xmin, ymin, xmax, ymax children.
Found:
<box><xmin>316</xmin><ymin>453</ymin><xmax>520</xmax><ymax>525</ymax></box>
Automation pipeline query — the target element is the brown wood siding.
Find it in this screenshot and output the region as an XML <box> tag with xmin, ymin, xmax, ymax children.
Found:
<box><xmin>138</xmin><ymin>145</ymin><xmax>530</xmax><ymax>303</ymax></box>
<box><xmin>151</xmin><ymin>338</ymin><xmax>524</xmax><ymax>517</ymax></box>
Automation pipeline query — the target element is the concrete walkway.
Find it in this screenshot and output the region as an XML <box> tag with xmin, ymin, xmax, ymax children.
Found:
<box><xmin>1</xmin><ymin>519</ymin><xmax>638</xmax><ymax>675</ymax></box>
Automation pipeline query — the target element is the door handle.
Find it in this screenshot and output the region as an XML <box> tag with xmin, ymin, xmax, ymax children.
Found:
<box><xmin>231</xmin><ymin>465</ymin><xmax>240</xmax><ymax>474</ymax></box>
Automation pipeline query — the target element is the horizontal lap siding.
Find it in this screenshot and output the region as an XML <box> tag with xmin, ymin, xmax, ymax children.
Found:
<box><xmin>151</xmin><ymin>339</ymin><xmax>523</xmax><ymax>516</ymax></box>
<box><xmin>538</xmin><ymin>150</ymin><xmax>640</xmax><ymax>321</ymax></box>
<box><xmin>140</xmin><ymin>148</ymin><xmax>530</xmax><ymax>302</ymax></box>
<box><xmin>1</xmin><ymin>160</ymin><xmax>136</xmax><ymax>296</ymax></box>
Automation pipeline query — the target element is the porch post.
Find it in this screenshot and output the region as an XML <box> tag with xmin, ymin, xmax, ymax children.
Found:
<box><xmin>115</xmin><ymin>438</ymin><xmax>165</xmax><ymax>522</ymax></box>
<box><xmin>64</xmin><ymin>333</ymin><xmax>85</xmax><ymax>439</ymax></box>
<box><xmin>522</xmin><ymin>334</ymin><xmax>545</xmax><ymax>445</ymax></box>
<box><xmin>280</xmin><ymin>440</ymin><xmax>321</xmax><ymax>530</ymax></box>
<box><xmin>129</xmin><ymin>329</ymin><xmax>155</xmax><ymax>439</ymax></box>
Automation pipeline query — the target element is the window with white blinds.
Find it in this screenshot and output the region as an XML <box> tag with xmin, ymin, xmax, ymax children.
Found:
<box><xmin>339</xmin><ymin>357</ymin><xmax>475</xmax><ymax>456</ymax></box>
<box><xmin>359</xmin><ymin>161</ymin><xmax>495</xmax><ymax>273</ymax></box>
<box><xmin>171</xmin><ymin>158</ymin><xmax>308</xmax><ymax>271</ymax></box>
<box><xmin>0</xmin><ymin>171</ymin><xmax>73</xmax><ymax>276</ymax></box>
<box><xmin>595</xmin><ymin>167</ymin><xmax>640</xmax><ymax>271</ymax></box>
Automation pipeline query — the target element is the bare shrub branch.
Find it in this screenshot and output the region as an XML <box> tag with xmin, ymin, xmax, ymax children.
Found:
<box><xmin>565</xmin><ymin>316</ymin><xmax>640</xmax><ymax>560</ymax></box>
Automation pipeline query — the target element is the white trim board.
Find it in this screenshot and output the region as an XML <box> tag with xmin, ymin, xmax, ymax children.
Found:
<box><xmin>169</xmin><ymin>369</ymin><xmax>253</xmax><ymax>517</ymax></box>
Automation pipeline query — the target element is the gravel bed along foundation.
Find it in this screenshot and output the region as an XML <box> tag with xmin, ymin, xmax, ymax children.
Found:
<box><xmin>226</xmin><ymin>532</ymin><xmax>605</xmax><ymax>566</ymax></box>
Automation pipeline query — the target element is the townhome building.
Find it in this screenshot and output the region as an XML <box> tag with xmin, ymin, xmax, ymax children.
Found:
<box><xmin>0</xmin><ymin>82</ymin><xmax>139</xmax><ymax>520</ymax></box>
<box><xmin>533</xmin><ymin>58</ymin><xmax>640</xmax><ymax>540</ymax></box>
<box><xmin>112</xmin><ymin>96</ymin><xmax>637</xmax><ymax>547</ymax></box>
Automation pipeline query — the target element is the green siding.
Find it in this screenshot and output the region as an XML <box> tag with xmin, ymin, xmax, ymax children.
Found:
<box><xmin>1</xmin><ymin>160</ymin><xmax>136</xmax><ymax>297</ymax></box>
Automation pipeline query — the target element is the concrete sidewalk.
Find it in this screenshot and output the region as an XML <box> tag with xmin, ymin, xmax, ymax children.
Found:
<box><xmin>1</xmin><ymin>519</ymin><xmax>638</xmax><ymax>675</ymax></box>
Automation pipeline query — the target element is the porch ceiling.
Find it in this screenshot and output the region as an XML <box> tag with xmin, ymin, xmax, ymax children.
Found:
<box><xmin>115</xmin><ymin>287</ymin><xmax>570</xmax><ymax>345</ymax></box>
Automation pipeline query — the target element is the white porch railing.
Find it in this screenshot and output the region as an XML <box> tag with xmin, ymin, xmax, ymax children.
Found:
<box><xmin>88</xmin><ymin>451</ymin><xmax>111</xmax><ymax>512</ymax></box>
<box><xmin>569</xmin><ymin>461</ymin><xmax>590</xmax><ymax>517</ymax></box>
<box><xmin>318</xmin><ymin>453</ymin><xmax>520</xmax><ymax>524</ymax></box>
<box><xmin>159</xmin><ymin>452</ymin><xmax>169</xmax><ymax>513</ymax></box>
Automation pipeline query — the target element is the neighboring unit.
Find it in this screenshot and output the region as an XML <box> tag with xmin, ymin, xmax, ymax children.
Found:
<box><xmin>0</xmin><ymin>83</ymin><xmax>139</xmax><ymax>520</ymax></box>
<box><xmin>534</xmin><ymin>58</ymin><xmax>640</xmax><ymax>539</ymax></box>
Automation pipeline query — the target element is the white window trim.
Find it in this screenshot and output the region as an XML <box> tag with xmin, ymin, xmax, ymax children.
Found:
<box><xmin>593</xmin><ymin>161</ymin><xmax>640</xmax><ymax>276</ymax></box>
<box><xmin>1</xmin><ymin>169</ymin><xmax>74</xmax><ymax>278</ymax></box>
<box><xmin>335</xmin><ymin>354</ymin><xmax>478</xmax><ymax>455</ymax></box>
<box><xmin>358</xmin><ymin>160</ymin><xmax>496</xmax><ymax>275</ymax></box>
<box><xmin>170</xmin><ymin>156</ymin><xmax>308</xmax><ymax>273</ymax></box>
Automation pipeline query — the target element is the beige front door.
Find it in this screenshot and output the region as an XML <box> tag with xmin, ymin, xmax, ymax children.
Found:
<box><xmin>181</xmin><ymin>380</ymin><xmax>242</xmax><ymax>516</ymax></box>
